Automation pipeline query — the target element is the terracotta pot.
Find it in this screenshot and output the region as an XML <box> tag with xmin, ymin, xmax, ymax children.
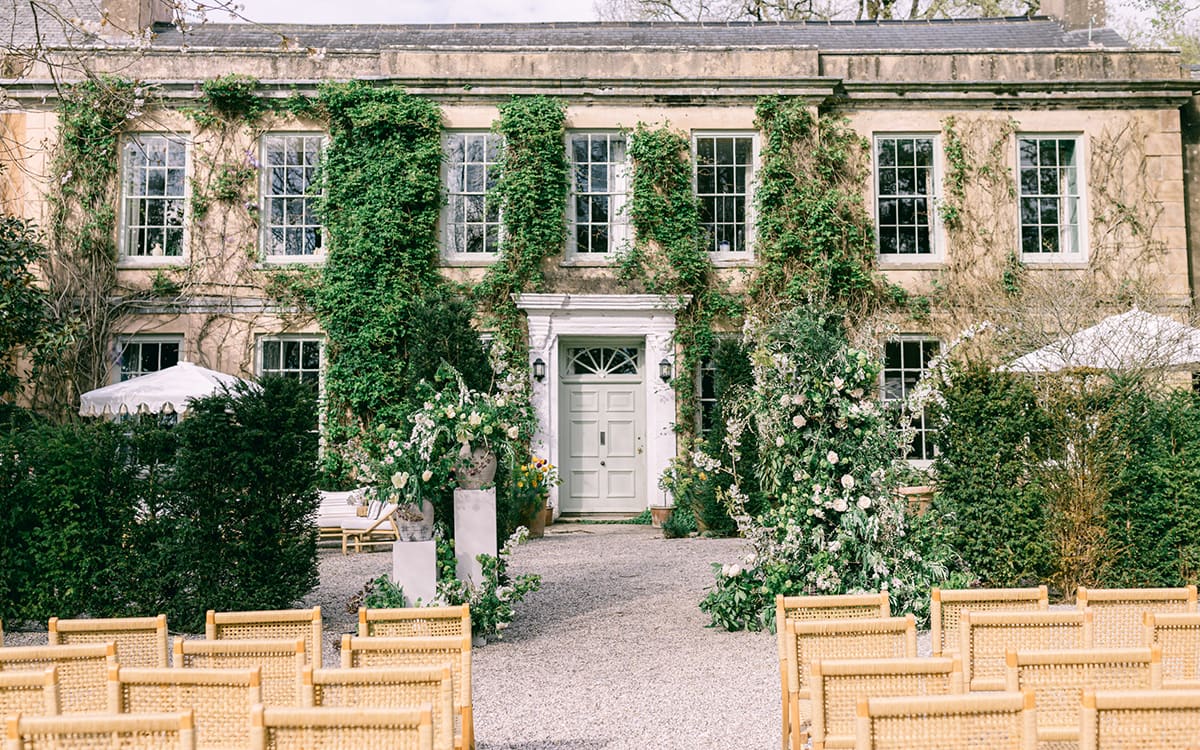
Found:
<box><xmin>650</xmin><ymin>506</ymin><xmax>673</xmax><ymax>528</ymax></box>
<box><xmin>526</xmin><ymin>503</ymin><xmax>548</xmax><ymax>538</ymax></box>
<box><xmin>455</xmin><ymin>447</ymin><xmax>498</xmax><ymax>490</ymax></box>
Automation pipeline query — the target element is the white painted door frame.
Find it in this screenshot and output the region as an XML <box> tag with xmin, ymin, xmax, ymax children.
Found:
<box><xmin>515</xmin><ymin>294</ymin><xmax>688</xmax><ymax>517</ymax></box>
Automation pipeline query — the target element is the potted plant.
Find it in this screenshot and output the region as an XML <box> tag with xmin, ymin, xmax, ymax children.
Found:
<box><xmin>512</xmin><ymin>456</ymin><xmax>559</xmax><ymax>538</ymax></box>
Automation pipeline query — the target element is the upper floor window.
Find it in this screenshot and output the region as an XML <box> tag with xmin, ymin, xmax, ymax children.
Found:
<box><xmin>695</xmin><ymin>134</ymin><xmax>756</xmax><ymax>256</ymax></box>
<box><xmin>882</xmin><ymin>337</ymin><xmax>939</xmax><ymax>463</ymax></box>
<box><xmin>261</xmin><ymin>134</ymin><xmax>323</xmax><ymax>259</ymax></box>
<box><xmin>875</xmin><ymin>135</ymin><xmax>937</xmax><ymax>258</ymax></box>
<box><xmin>118</xmin><ymin>335</ymin><xmax>181</xmax><ymax>382</ymax></box>
<box><xmin>444</xmin><ymin>132</ymin><xmax>503</xmax><ymax>257</ymax></box>
<box><xmin>121</xmin><ymin>134</ymin><xmax>186</xmax><ymax>259</ymax></box>
<box><xmin>569</xmin><ymin>132</ymin><xmax>628</xmax><ymax>257</ymax></box>
<box><xmin>259</xmin><ymin>336</ymin><xmax>322</xmax><ymax>386</ymax></box>
<box><xmin>1018</xmin><ymin>135</ymin><xmax>1083</xmax><ymax>260</ymax></box>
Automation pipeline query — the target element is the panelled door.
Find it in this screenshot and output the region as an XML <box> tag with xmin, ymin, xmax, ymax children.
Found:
<box><xmin>559</xmin><ymin>344</ymin><xmax>645</xmax><ymax>514</ymax></box>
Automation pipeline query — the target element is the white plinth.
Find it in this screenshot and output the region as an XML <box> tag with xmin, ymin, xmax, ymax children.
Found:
<box><xmin>453</xmin><ymin>488</ymin><xmax>497</xmax><ymax>587</ymax></box>
<box><xmin>391</xmin><ymin>539</ymin><xmax>437</xmax><ymax>606</ymax></box>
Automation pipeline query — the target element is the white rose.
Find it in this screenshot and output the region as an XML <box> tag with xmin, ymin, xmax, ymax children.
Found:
<box><xmin>775</xmin><ymin>436</ymin><xmax>785</xmax><ymax>447</ymax></box>
<box><xmin>827</xmin><ymin>450</ymin><xmax>839</xmax><ymax>465</ymax></box>
<box><xmin>832</xmin><ymin>376</ymin><xmax>845</xmax><ymax>390</ymax></box>
<box><xmin>391</xmin><ymin>471</ymin><xmax>409</xmax><ymax>490</ymax></box>
<box><xmin>506</xmin><ymin>425</ymin><xmax>520</xmax><ymax>439</ymax></box>
<box><xmin>832</xmin><ymin>496</ymin><xmax>848</xmax><ymax>512</ymax></box>
<box><xmin>780</xmin><ymin>395</ymin><xmax>791</xmax><ymax>406</ymax></box>
<box><xmin>421</xmin><ymin>469</ymin><xmax>433</xmax><ymax>482</ymax></box>
<box><xmin>495</xmin><ymin>397</ymin><xmax>506</xmax><ymax>407</ymax></box>
<box><xmin>857</xmin><ymin>495</ymin><xmax>872</xmax><ymax>510</ymax></box>
<box><xmin>728</xmin><ymin>564</ymin><xmax>742</xmax><ymax>577</ymax></box>
<box><xmin>468</xmin><ymin>411</ymin><xmax>482</xmax><ymax>427</ymax></box>
<box><xmin>841</xmin><ymin>474</ymin><xmax>855</xmax><ymax>490</ymax></box>
<box><xmin>792</xmin><ymin>414</ymin><xmax>806</xmax><ymax>428</ymax></box>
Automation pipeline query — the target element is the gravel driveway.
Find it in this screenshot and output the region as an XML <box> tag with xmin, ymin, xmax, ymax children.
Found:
<box><xmin>310</xmin><ymin>522</ymin><xmax>777</xmax><ymax>750</ymax></box>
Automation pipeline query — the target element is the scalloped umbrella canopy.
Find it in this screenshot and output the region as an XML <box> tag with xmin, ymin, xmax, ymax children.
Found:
<box><xmin>78</xmin><ymin>361</ymin><xmax>249</xmax><ymax>417</ymax></box>
<box><xmin>1005</xmin><ymin>309</ymin><xmax>1200</xmax><ymax>374</ymax></box>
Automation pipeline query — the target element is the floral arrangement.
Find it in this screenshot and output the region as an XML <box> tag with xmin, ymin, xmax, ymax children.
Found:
<box><xmin>511</xmin><ymin>456</ymin><xmax>560</xmax><ymax>520</ymax></box>
<box><xmin>695</xmin><ymin>309</ymin><xmax>961</xmax><ymax>630</ymax></box>
<box><xmin>436</xmin><ymin>526</ymin><xmax>541</xmax><ymax>639</ymax></box>
<box><xmin>408</xmin><ymin>364</ymin><xmax>533</xmax><ymax>468</ymax></box>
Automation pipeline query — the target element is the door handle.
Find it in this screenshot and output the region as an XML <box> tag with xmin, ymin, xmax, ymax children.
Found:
<box><xmin>600</xmin><ymin>460</ymin><xmax>606</xmax><ymax>466</ymax></box>
<box><xmin>600</xmin><ymin>431</ymin><xmax>605</xmax><ymax>446</ymax></box>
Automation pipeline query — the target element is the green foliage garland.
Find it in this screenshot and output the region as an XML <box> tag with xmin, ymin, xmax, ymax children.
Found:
<box><xmin>0</xmin><ymin>214</ymin><xmax>56</xmax><ymax>398</ymax></box>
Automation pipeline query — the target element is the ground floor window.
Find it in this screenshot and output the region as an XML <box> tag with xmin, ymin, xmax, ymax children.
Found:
<box><xmin>258</xmin><ymin>336</ymin><xmax>322</xmax><ymax>386</ymax></box>
<box><xmin>118</xmin><ymin>335</ymin><xmax>182</xmax><ymax>381</ymax></box>
<box><xmin>882</xmin><ymin>337</ymin><xmax>940</xmax><ymax>462</ymax></box>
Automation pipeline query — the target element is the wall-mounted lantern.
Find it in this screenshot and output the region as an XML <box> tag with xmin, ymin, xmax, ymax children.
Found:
<box><xmin>659</xmin><ymin>358</ymin><xmax>672</xmax><ymax>383</ymax></box>
<box><xmin>532</xmin><ymin>358</ymin><xmax>547</xmax><ymax>382</ymax></box>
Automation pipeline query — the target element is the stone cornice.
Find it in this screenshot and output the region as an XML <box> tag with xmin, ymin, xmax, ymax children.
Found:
<box><xmin>514</xmin><ymin>293</ymin><xmax>691</xmax><ymax>314</ymax></box>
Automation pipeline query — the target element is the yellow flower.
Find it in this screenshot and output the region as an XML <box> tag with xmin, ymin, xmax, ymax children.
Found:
<box><xmin>699</xmin><ymin>472</ymin><xmax>707</xmax><ymax>481</ymax></box>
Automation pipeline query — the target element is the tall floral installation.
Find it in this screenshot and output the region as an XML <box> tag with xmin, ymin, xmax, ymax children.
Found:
<box><xmin>697</xmin><ymin>309</ymin><xmax>962</xmax><ymax>630</ymax></box>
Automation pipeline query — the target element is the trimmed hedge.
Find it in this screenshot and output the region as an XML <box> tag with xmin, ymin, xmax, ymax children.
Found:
<box><xmin>0</xmin><ymin>377</ymin><xmax>319</xmax><ymax>631</ymax></box>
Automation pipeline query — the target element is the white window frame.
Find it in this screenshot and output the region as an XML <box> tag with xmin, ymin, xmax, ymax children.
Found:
<box><xmin>873</xmin><ymin>133</ymin><xmax>942</xmax><ymax>264</ymax></box>
<box><xmin>693</xmin><ymin>131</ymin><xmax>758</xmax><ymax>264</ymax></box>
<box><xmin>565</xmin><ymin>131</ymin><xmax>630</xmax><ymax>263</ymax></box>
<box><xmin>257</xmin><ymin>335</ymin><xmax>324</xmax><ymax>387</ymax></box>
<box><xmin>114</xmin><ymin>334</ymin><xmax>184</xmax><ymax>383</ymax></box>
<box><xmin>881</xmin><ymin>336</ymin><xmax>940</xmax><ymax>466</ymax></box>
<box><xmin>441</xmin><ymin>131</ymin><xmax>504</xmax><ymax>264</ymax></box>
<box><xmin>696</xmin><ymin>354</ymin><xmax>718</xmax><ymax>438</ymax></box>
<box><xmin>1017</xmin><ymin>133</ymin><xmax>1086</xmax><ymax>264</ymax></box>
<box><xmin>260</xmin><ymin>132</ymin><xmax>326</xmax><ymax>264</ymax></box>
<box><xmin>118</xmin><ymin>133</ymin><xmax>189</xmax><ymax>265</ymax></box>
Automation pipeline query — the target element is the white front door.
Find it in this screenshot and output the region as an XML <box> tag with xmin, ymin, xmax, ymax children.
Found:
<box><xmin>559</xmin><ymin>345</ymin><xmax>645</xmax><ymax>514</ymax></box>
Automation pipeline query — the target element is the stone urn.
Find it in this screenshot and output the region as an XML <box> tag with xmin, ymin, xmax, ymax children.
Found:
<box><xmin>395</xmin><ymin>498</ymin><xmax>435</xmax><ymax>542</ymax></box>
<box><xmin>454</xmin><ymin>446</ymin><xmax>498</xmax><ymax>490</ymax></box>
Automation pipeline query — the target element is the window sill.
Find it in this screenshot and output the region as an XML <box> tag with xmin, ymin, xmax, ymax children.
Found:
<box><xmin>559</xmin><ymin>256</ymin><xmax>615</xmax><ymax>268</ymax></box>
<box><xmin>708</xmin><ymin>253</ymin><xmax>755</xmax><ymax>268</ymax></box>
<box><xmin>1020</xmin><ymin>256</ymin><xmax>1089</xmax><ymax>270</ymax></box>
<box><xmin>440</xmin><ymin>255</ymin><xmax>499</xmax><ymax>267</ymax></box>
<box><xmin>117</xmin><ymin>256</ymin><xmax>186</xmax><ymax>270</ymax></box>
<box><xmin>878</xmin><ymin>257</ymin><xmax>944</xmax><ymax>271</ymax></box>
<box><xmin>260</xmin><ymin>255</ymin><xmax>325</xmax><ymax>267</ymax></box>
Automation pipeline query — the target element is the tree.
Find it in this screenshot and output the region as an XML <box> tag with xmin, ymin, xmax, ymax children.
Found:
<box><xmin>0</xmin><ymin>208</ymin><xmax>57</xmax><ymax>400</ymax></box>
<box><xmin>1118</xmin><ymin>0</ymin><xmax>1200</xmax><ymax>63</ymax></box>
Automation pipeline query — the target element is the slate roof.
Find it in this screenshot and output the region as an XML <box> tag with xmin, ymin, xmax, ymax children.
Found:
<box><xmin>2</xmin><ymin>0</ymin><xmax>106</xmax><ymax>49</ymax></box>
<box><xmin>148</xmin><ymin>17</ymin><xmax>1128</xmax><ymax>51</ymax></box>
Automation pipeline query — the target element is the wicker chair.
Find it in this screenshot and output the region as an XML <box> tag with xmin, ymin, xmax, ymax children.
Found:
<box><xmin>341</xmin><ymin>503</ymin><xmax>400</xmax><ymax>555</ymax></box>
<box><xmin>173</xmin><ymin>638</ymin><xmax>304</xmax><ymax>708</ymax></box>
<box><xmin>249</xmin><ymin>704</ymin><xmax>433</xmax><ymax>750</ymax></box>
<box><xmin>774</xmin><ymin>593</ymin><xmax>890</xmax><ymax>750</ymax></box>
<box><xmin>1142</xmin><ymin>612</ymin><xmax>1200</xmax><ymax>686</ymax></box>
<box><xmin>48</xmin><ymin>615</ymin><xmax>169</xmax><ymax>668</ymax></box>
<box><xmin>358</xmin><ymin>605</ymin><xmax>472</xmax><ymax>640</ymax></box>
<box><xmin>0</xmin><ymin>668</ymin><xmax>60</xmax><ymax>718</ymax></box>
<box><xmin>854</xmin><ymin>691</ymin><xmax>1037</xmax><ymax>750</ymax></box>
<box><xmin>0</xmin><ymin>643</ymin><xmax>116</xmax><ymax>713</ymax></box>
<box><xmin>302</xmin><ymin>665</ymin><xmax>454</xmax><ymax>750</ymax></box>
<box><xmin>809</xmin><ymin>656</ymin><xmax>962</xmax><ymax>750</ymax></box>
<box><xmin>1080</xmin><ymin>689</ymin><xmax>1200</xmax><ymax>750</ymax></box>
<box><xmin>931</xmin><ymin>587</ymin><xmax>1049</xmax><ymax>657</ymax></box>
<box><xmin>1077</xmin><ymin>586</ymin><xmax>1198</xmax><ymax>648</ymax></box>
<box><xmin>3</xmin><ymin>711</ymin><xmax>196</xmax><ymax>750</ymax></box>
<box><xmin>205</xmin><ymin>607</ymin><xmax>322</xmax><ymax>664</ymax></box>
<box><xmin>960</xmin><ymin>610</ymin><xmax>1093</xmax><ymax>691</ymax></box>
<box><xmin>341</xmin><ymin>635</ymin><xmax>473</xmax><ymax>750</ymax></box>
<box><xmin>782</xmin><ymin>615</ymin><xmax>917</xmax><ymax>749</ymax></box>
<box><xmin>1004</xmin><ymin>647</ymin><xmax>1161</xmax><ymax>746</ymax></box>
<box><xmin>108</xmin><ymin>666</ymin><xmax>261</xmax><ymax>749</ymax></box>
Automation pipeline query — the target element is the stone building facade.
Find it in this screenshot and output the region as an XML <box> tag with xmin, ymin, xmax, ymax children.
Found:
<box><xmin>0</xmin><ymin>0</ymin><xmax>1195</xmax><ymax>514</ymax></box>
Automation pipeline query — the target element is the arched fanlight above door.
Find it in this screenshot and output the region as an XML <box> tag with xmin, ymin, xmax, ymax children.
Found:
<box><xmin>566</xmin><ymin>346</ymin><xmax>640</xmax><ymax>377</ymax></box>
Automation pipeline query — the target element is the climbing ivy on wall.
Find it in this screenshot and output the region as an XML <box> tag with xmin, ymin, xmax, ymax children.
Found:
<box><xmin>477</xmin><ymin>95</ymin><xmax>569</xmax><ymax>381</ymax></box>
<box><xmin>314</xmin><ymin>82</ymin><xmax>448</xmax><ymax>433</ymax></box>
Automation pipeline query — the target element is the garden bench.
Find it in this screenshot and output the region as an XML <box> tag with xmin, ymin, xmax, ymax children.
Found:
<box><xmin>854</xmin><ymin>691</ymin><xmax>1037</xmax><ymax>750</ymax></box>
<box><xmin>249</xmin><ymin>703</ymin><xmax>433</xmax><ymax>750</ymax></box>
<box><xmin>1004</xmin><ymin>646</ymin><xmax>1161</xmax><ymax>746</ymax></box>
<box><xmin>931</xmin><ymin>586</ymin><xmax>1048</xmax><ymax>657</ymax></box>
<box><xmin>173</xmin><ymin>638</ymin><xmax>304</xmax><ymax>708</ymax></box>
<box><xmin>0</xmin><ymin>668</ymin><xmax>59</xmax><ymax>718</ymax></box>
<box><xmin>205</xmin><ymin>607</ymin><xmax>322</xmax><ymax>664</ymax></box>
<box><xmin>315</xmin><ymin>488</ymin><xmax>368</xmax><ymax>545</ymax></box>
<box><xmin>302</xmin><ymin>665</ymin><xmax>455</xmax><ymax>750</ymax></box>
<box><xmin>3</xmin><ymin>710</ymin><xmax>196</xmax><ymax>750</ymax></box>
<box><xmin>341</xmin><ymin>634</ymin><xmax>473</xmax><ymax>750</ymax></box>
<box><xmin>108</xmin><ymin>665</ymin><xmax>261</xmax><ymax>749</ymax></box>
<box><xmin>960</xmin><ymin>610</ymin><xmax>1092</xmax><ymax>691</ymax></box>
<box><xmin>1077</xmin><ymin>586</ymin><xmax>1197</xmax><ymax>648</ymax></box>
<box><xmin>808</xmin><ymin>656</ymin><xmax>961</xmax><ymax>750</ymax></box>
<box><xmin>0</xmin><ymin>643</ymin><xmax>115</xmax><ymax>713</ymax></box>
<box><xmin>1080</xmin><ymin>689</ymin><xmax>1200</xmax><ymax>750</ymax></box>
<box><xmin>48</xmin><ymin>614</ymin><xmax>169</xmax><ymax>668</ymax></box>
<box><xmin>773</xmin><ymin>592</ymin><xmax>890</xmax><ymax>750</ymax></box>
<box><xmin>782</xmin><ymin>614</ymin><xmax>916</xmax><ymax>749</ymax></box>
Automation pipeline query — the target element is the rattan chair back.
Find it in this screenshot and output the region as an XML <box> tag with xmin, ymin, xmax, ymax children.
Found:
<box><xmin>173</xmin><ymin>638</ymin><xmax>303</xmax><ymax>708</ymax></box>
<box><xmin>854</xmin><ymin>691</ymin><xmax>1037</xmax><ymax>750</ymax></box>
<box><xmin>358</xmin><ymin>605</ymin><xmax>472</xmax><ymax>640</ymax></box>
<box><xmin>931</xmin><ymin>587</ymin><xmax>1048</xmax><ymax>657</ymax></box>
<box><xmin>109</xmin><ymin>666</ymin><xmax>260</xmax><ymax>749</ymax></box>
<box><xmin>0</xmin><ymin>669</ymin><xmax>59</xmax><ymax>718</ymax></box>
<box><xmin>1142</xmin><ymin>612</ymin><xmax>1200</xmax><ymax>685</ymax></box>
<box><xmin>48</xmin><ymin>615</ymin><xmax>169</xmax><ymax>668</ymax></box>
<box><xmin>1078</xmin><ymin>586</ymin><xmax>1198</xmax><ymax>648</ymax></box>
<box><xmin>809</xmin><ymin>656</ymin><xmax>961</xmax><ymax>750</ymax></box>
<box><xmin>960</xmin><ymin>610</ymin><xmax>1093</xmax><ymax>691</ymax></box>
<box><xmin>1004</xmin><ymin>647</ymin><xmax>1161</xmax><ymax>745</ymax></box>
<box><xmin>1080</xmin><ymin>689</ymin><xmax>1200</xmax><ymax>750</ymax></box>
<box><xmin>3</xmin><ymin>710</ymin><xmax>195</xmax><ymax>749</ymax></box>
<box><xmin>0</xmin><ymin>643</ymin><xmax>115</xmax><ymax>713</ymax></box>
<box><xmin>340</xmin><ymin>635</ymin><xmax>472</xmax><ymax>749</ymax></box>
<box><xmin>248</xmin><ymin>704</ymin><xmax>433</xmax><ymax>750</ymax></box>
<box><xmin>774</xmin><ymin>593</ymin><xmax>890</xmax><ymax>750</ymax></box>
<box><xmin>303</xmin><ymin>665</ymin><xmax>454</xmax><ymax>750</ymax></box>
<box><xmin>205</xmin><ymin>607</ymin><xmax>321</xmax><ymax>664</ymax></box>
